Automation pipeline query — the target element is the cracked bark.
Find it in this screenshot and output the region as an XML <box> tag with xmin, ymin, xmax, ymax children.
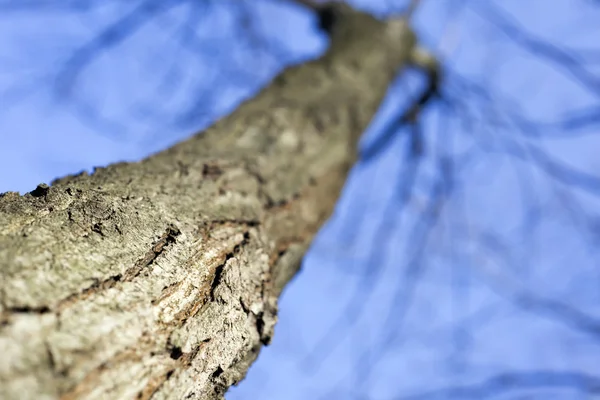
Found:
<box><xmin>0</xmin><ymin>6</ymin><xmax>418</xmax><ymax>400</ymax></box>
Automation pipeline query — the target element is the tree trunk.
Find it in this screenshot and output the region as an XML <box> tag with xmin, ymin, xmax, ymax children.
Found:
<box><xmin>0</xmin><ymin>7</ymin><xmax>417</xmax><ymax>400</ymax></box>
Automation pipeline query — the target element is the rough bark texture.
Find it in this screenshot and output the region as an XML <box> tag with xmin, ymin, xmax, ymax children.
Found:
<box><xmin>0</xmin><ymin>7</ymin><xmax>416</xmax><ymax>400</ymax></box>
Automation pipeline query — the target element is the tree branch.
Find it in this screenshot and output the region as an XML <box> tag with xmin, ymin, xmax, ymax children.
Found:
<box><xmin>0</xmin><ymin>7</ymin><xmax>419</xmax><ymax>400</ymax></box>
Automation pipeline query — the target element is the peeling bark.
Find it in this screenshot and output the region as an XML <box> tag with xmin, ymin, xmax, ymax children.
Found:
<box><xmin>0</xmin><ymin>6</ymin><xmax>417</xmax><ymax>400</ymax></box>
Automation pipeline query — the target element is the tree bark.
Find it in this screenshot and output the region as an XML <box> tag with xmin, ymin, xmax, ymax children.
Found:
<box><xmin>0</xmin><ymin>7</ymin><xmax>417</xmax><ymax>400</ymax></box>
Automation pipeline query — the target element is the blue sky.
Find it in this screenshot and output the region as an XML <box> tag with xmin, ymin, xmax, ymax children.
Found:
<box><xmin>2</xmin><ymin>0</ymin><xmax>600</xmax><ymax>399</ymax></box>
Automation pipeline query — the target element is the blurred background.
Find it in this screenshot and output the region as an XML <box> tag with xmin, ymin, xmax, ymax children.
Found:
<box><xmin>1</xmin><ymin>0</ymin><xmax>600</xmax><ymax>398</ymax></box>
